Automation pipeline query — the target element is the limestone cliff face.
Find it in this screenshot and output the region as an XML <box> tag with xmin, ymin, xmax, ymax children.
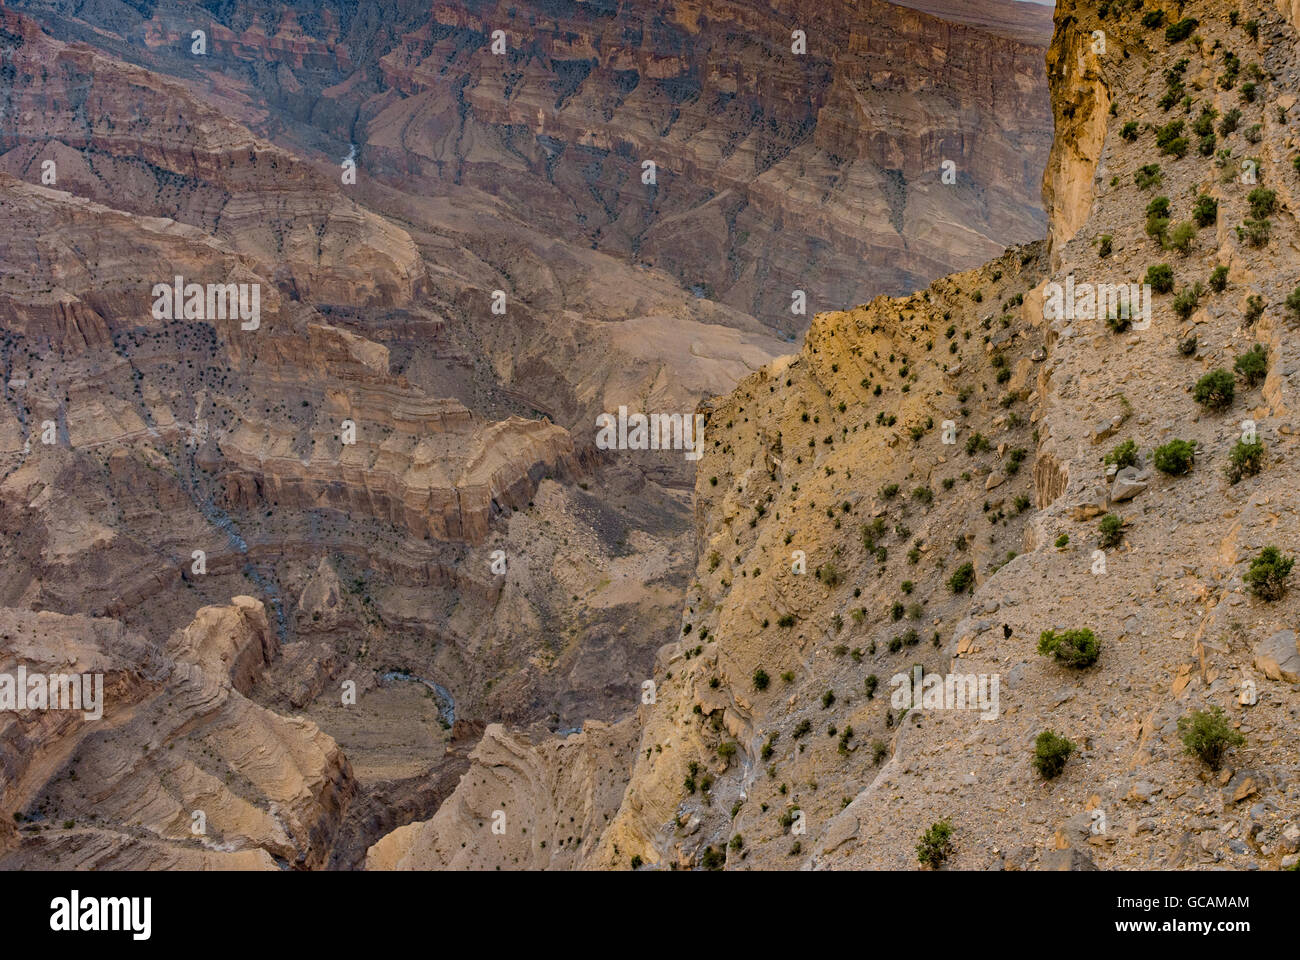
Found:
<box><xmin>1279</xmin><ymin>0</ymin><xmax>1300</xmax><ymax>31</ymax></box>
<box><xmin>213</xmin><ymin>323</ymin><xmax>581</xmax><ymax>544</ymax></box>
<box><xmin>14</xmin><ymin>0</ymin><xmax>1052</xmax><ymax>333</ymax></box>
<box><xmin>1042</xmin><ymin>2</ymin><xmax>1113</xmax><ymax>263</ymax></box>
<box><xmin>1</xmin><ymin>0</ymin><xmax>821</xmax><ymax>837</ymax></box>
<box><xmin>369</xmin><ymin>0</ymin><xmax>1052</xmax><ymax>326</ymax></box>
<box><xmin>0</xmin><ymin>170</ymin><xmax>574</xmax><ymax>549</ymax></box>
<box><xmin>580</xmin><ymin>0</ymin><xmax>1300</xmax><ymax>870</ymax></box>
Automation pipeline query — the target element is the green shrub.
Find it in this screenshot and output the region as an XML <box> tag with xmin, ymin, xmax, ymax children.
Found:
<box><xmin>1134</xmin><ymin>163</ymin><xmax>1163</xmax><ymax>190</ymax></box>
<box><xmin>1234</xmin><ymin>344</ymin><xmax>1268</xmax><ymax>387</ymax></box>
<box><xmin>1191</xmin><ymin>195</ymin><xmax>1218</xmax><ymax>227</ymax></box>
<box><xmin>1032</xmin><ymin>730</ymin><xmax>1076</xmax><ymax>780</ymax></box>
<box><xmin>1145</xmin><ymin>263</ymin><xmax>1174</xmax><ymax>293</ymax></box>
<box><xmin>752</xmin><ymin>668</ymin><xmax>770</xmax><ymax>691</ymax></box>
<box><xmin>1208</xmin><ymin>265</ymin><xmax>1228</xmax><ymax>292</ymax></box>
<box><xmin>1193</xmin><ymin>368</ymin><xmax>1235</xmax><ymax>409</ymax></box>
<box><xmin>1225</xmin><ymin>439</ymin><xmax>1264</xmax><ymax>484</ymax></box>
<box><xmin>1038</xmin><ymin>628</ymin><xmax>1100</xmax><ymax>668</ymax></box>
<box><xmin>1165</xmin><ymin>17</ymin><xmax>1198</xmax><ymax>42</ymax></box>
<box><xmin>1246</xmin><ymin>294</ymin><xmax>1266</xmax><ymax>325</ymax></box>
<box><xmin>1173</xmin><ymin>282</ymin><xmax>1202</xmax><ymax>319</ymax></box>
<box><xmin>1178</xmin><ymin>707</ymin><xmax>1244</xmax><ymax>770</ymax></box>
<box><xmin>916</xmin><ymin>819</ymin><xmax>954</xmax><ymax>869</ymax></box>
<box><xmin>1244</xmin><ymin>546</ymin><xmax>1294</xmax><ymax>600</ymax></box>
<box><xmin>1145</xmin><ymin>215</ymin><xmax>1169</xmax><ymax>246</ymax></box>
<box><xmin>1247</xmin><ymin>187</ymin><xmax>1277</xmax><ymax>219</ymax></box>
<box><xmin>1120</xmin><ymin>122</ymin><xmax>1139</xmax><ymax>141</ymax></box>
<box><xmin>1153</xmin><ymin>439</ymin><xmax>1196</xmax><ymax>475</ymax></box>
<box><xmin>1237</xmin><ymin>218</ymin><xmax>1271</xmax><ymax>247</ymax></box>
<box><xmin>947</xmin><ymin>562</ymin><xmax>975</xmax><ymax>594</ymax></box>
<box><xmin>1167</xmin><ymin>221</ymin><xmax>1196</xmax><ymax>254</ymax></box>
<box><xmin>1098</xmin><ymin>513</ymin><xmax>1123</xmax><ymax>548</ymax></box>
<box><xmin>1034</xmin><ymin>629</ymin><xmax>1097</xmax><ymax>666</ymax></box>
<box><xmin>1155</xmin><ymin>121</ymin><xmax>1188</xmax><ymax>158</ymax></box>
<box><xmin>1286</xmin><ymin>286</ymin><xmax>1300</xmax><ymax>322</ymax></box>
<box><xmin>1140</xmin><ymin>9</ymin><xmax>1165</xmax><ymax>28</ymax></box>
<box><xmin>1221</xmin><ymin>59</ymin><xmax>1242</xmax><ymax>92</ymax></box>
<box><xmin>1104</xmin><ymin>438</ymin><xmax>1138</xmax><ymax>468</ymax></box>
<box><xmin>837</xmin><ymin>726</ymin><xmax>854</xmax><ymax>755</ymax></box>
<box><xmin>1054</xmin><ymin>534</ymin><xmax>1069</xmax><ymax>548</ymax></box>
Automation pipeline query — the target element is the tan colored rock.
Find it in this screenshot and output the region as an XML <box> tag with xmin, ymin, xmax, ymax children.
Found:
<box><xmin>366</xmin><ymin>718</ymin><xmax>637</xmax><ymax>870</ymax></box>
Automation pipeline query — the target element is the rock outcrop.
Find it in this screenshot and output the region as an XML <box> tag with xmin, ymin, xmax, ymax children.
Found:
<box><xmin>366</xmin><ymin>717</ymin><xmax>638</xmax><ymax>870</ymax></box>
<box><xmin>1</xmin><ymin>598</ymin><xmax>354</xmax><ymax>869</ymax></box>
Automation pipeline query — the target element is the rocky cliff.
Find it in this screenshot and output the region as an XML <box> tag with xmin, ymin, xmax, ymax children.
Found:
<box><xmin>11</xmin><ymin>0</ymin><xmax>1052</xmax><ymax>336</ymax></box>
<box><xmin>372</xmin><ymin>0</ymin><xmax>1300</xmax><ymax>871</ymax></box>
<box><xmin>605</xmin><ymin>0</ymin><xmax>1300</xmax><ymax>870</ymax></box>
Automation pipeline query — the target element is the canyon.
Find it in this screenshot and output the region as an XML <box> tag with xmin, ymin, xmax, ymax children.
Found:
<box><xmin>10</xmin><ymin>0</ymin><xmax>1289</xmax><ymax>874</ymax></box>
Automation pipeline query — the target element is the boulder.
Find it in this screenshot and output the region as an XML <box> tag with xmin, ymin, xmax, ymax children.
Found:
<box><xmin>1110</xmin><ymin>467</ymin><xmax>1149</xmax><ymax>502</ymax></box>
<box><xmin>1254</xmin><ymin>629</ymin><xmax>1300</xmax><ymax>683</ymax></box>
